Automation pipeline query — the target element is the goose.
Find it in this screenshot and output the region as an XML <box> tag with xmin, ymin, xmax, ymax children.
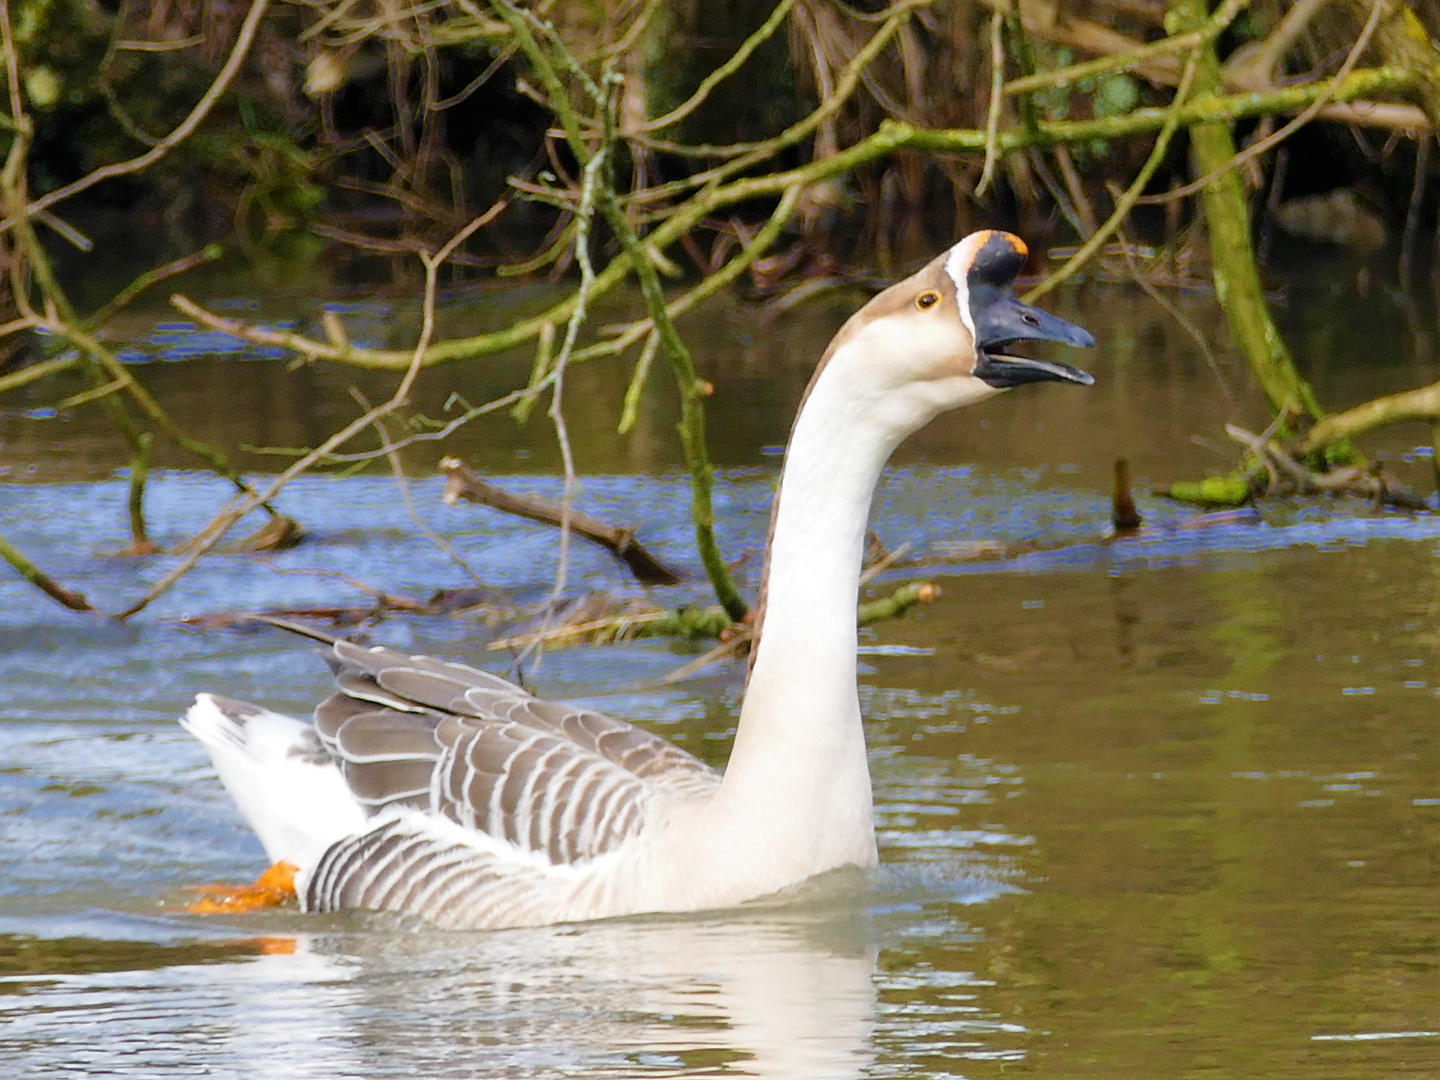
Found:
<box><xmin>181</xmin><ymin>230</ymin><xmax>1094</xmax><ymax>929</ymax></box>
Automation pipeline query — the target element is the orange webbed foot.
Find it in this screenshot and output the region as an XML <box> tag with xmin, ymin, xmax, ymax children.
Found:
<box><xmin>185</xmin><ymin>860</ymin><xmax>299</xmax><ymax>914</ymax></box>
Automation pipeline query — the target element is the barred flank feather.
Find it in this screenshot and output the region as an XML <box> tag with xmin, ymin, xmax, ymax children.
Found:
<box><xmin>302</xmin><ymin>816</ymin><xmax>569</xmax><ymax>929</ymax></box>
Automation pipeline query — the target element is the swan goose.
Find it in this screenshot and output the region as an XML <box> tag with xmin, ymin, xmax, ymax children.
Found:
<box><xmin>181</xmin><ymin>230</ymin><xmax>1093</xmax><ymax>929</ymax></box>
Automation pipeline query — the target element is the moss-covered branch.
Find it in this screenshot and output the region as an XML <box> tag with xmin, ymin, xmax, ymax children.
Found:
<box><xmin>1165</xmin><ymin>0</ymin><xmax>1327</xmax><ymax>429</ymax></box>
<box><xmin>1299</xmin><ymin>380</ymin><xmax>1440</xmax><ymax>456</ymax></box>
<box><xmin>165</xmin><ymin>61</ymin><xmax>1420</xmax><ymax>377</ymax></box>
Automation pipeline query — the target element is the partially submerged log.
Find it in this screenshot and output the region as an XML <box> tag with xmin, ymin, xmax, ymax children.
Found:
<box><xmin>439</xmin><ymin>456</ymin><xmax>683</xmax><ymax>587</ymax></box>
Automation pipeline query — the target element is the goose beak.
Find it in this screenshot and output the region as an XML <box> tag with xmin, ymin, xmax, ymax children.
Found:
<box><xmin>971</xmin><ymin>295</ymin><xmax>1095</xmax><ymax>389</ymax></box>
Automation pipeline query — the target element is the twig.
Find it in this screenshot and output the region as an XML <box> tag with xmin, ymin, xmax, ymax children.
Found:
<box><xmin>260</xmin><ymin>561</ymin><xmax>429</xmax><ymax>612</ymax></box>
<box><xmin>86</xmin><ymin>245</ymin><xmax>224</xmax><ymax>332</ymax></box>
<box><xmin>975</xmin><ymin>10</ymin><xmax>1007</xmax><ymax>199</ymax></box>
<box><xmin>0</xmin><ymin>0</ymin><xmax>24</xmax><ymax>134</ymax></box>
<box><xmin>579</xmin><ymin>183</ymin><xmax>803</xmax><ymax>364</ymax></box>
<box><xmin>511</xmin><ymin>320</ymin><xmax>555</xmax><ymax>426</ymax></box>
<box><xmin>1052</xmin><ymin>144</ymin><xmax>1098</xmax><ymax>234</ymax></box>
<box><xmin>1026</xmin><ymin>51</ymin><xmax>1200</xmax><ymax>301</ymax></box>
<box><xmin>374</xmin><ymin>422</ymin><xmax>487</xmax><ymax>587</ymax></box>
<box><xmin>531</xmin><ymin>137</ymin><xmax>605</xmax><ymax>672</ymax></box>
<box><xmin>640</xmin><ymin>0</ymin><xmax>797</xmax><ymax>132</ymax></box>
<box><xmin>281</xmin><ymin>382</ymin><xmax>547</xmax><ymax>466</ymax></box>
<box><xmin>113</xmin><ymin>206</ymin><xmax>485</xmax><ymax>619</ymax></box>
<box><xmin>120</xmin><ymin>432</ymin><xmax>159</xmax><ymax>556</ymax></box>
<box><xmin>654</xmin><ymin>633</ymin><xmax>752</xmax><ymax>685</ymax></box>
<box><xmin>625</xmin><ymin>0</ymin><xmax>934</xmax><ymax>203</ymax></box>
<box><xmin>36</xmin><ymin>309</ymin><xmax>271</xmax><ymax>510</ymax></box>
<box><xmin>617</xmin><ymin>330</ymin><xmax>659</xmax><ymax>436</ymax></box>
<box><xmin>1225</xmin><ymin>423</ymin><xmax>1424</xmax><ymax>508</ymax></box>
<box><xmin>0</xmin><ymin>354</ymin><xmax>72</xmax><ymax>394</ymax></box>
<box><xmin>1299</xmin><ymin>378</ymin><xmax>1440</xmax><ymax>455</ymax></box>
<box><xmin>1110</xmin><ymin>212</ymin><xmax>1232</xmax><ymax>402</ymax></box>
<box><xmin>1223</xmin><ymin>0</ymin><xmax>1329</xmax><ymax>93</ymax></box>
<box><xmin>496</xmin><ymin>2</ymin><xmax>749</xmax><ymax>621</ymax></box>
<box><xmin>34</xmin><ymin>210</ymin><xmax>91</xmax><ymax>251</ymax></box>
<box><xmin>467</xmin><ymin>44</ymin><xmax>614</xmax><ymax>668</ymax></box>
<box><xmin>117</xmin><ymin>35</ymin><xmax>204</xmax><ymax>52</ymax></box>
<box><xmin>858</xmin><ymin>541</ymin><xmax>912</xmax><ymax>588</ymax></box>
<box><xmin>485</xmin><ymin>609</ymin><xmax>670</xmax><ymax>652</ymax></box>
<box><xmin>1003</xmin><ymin>0</ymin><xmax>1247</xmax><ymax>95</ymax></box>
<box><xmin>1399</xmin><ymin>135</ymin><xmax>1430</xmax><ymax>280</ymax></box>
<box><xmin>858</xmin><ymin>581</ymin><xmax>937</xmax><ymax>625</ymax></box>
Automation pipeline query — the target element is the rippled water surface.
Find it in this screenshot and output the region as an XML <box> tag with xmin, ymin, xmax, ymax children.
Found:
<box><xmin>2</xmin><ymin>254</ymin><xmax>1439</xmax><ymax>1076</ymax></box>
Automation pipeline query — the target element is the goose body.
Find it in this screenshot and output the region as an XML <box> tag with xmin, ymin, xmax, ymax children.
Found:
<box><xmin>182</xmin><ymin>231</ymin><xmax>1093</xmax><ymax>929</ymax></box>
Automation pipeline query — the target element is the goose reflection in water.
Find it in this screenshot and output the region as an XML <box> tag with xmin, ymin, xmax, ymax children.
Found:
<box><xmin>314</xmin><ymin>900</ymin><xmax>877</xmax><ymax>1078</ymax></box>
<box><xmin>0</xmin><ymin>895</ymin><xmax>882</xmax><ymax>1078</ymax></box>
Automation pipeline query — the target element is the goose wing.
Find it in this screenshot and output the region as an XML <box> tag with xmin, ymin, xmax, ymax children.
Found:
<box><xmin>312</xmin><ymin>640</ymin><xmax>719</xmax><ymax>867</ymax></box>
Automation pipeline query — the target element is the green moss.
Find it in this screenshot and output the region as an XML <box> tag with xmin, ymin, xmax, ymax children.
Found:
<box><xmin>640</xmin><ymin>606</ymin><xmax>734</xmax><ymax>640</ymax></box>
<box><xmin>1166</xmin><ymin>473</ymin><xmax>1252</xmax><ymax>506</ymax></box>
<box><xmin>1321</xmin><ymin>439</ymin><xmax>1362</xmax><ymax>468</ymax></box>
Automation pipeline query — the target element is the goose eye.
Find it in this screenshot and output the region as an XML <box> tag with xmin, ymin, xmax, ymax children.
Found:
<box><xmin>916</xmin><ymin>291</ymin><xmax>940</xmax><ymax>310</ymax></box>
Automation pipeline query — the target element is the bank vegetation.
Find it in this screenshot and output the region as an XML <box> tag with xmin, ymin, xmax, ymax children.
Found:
<box><xmin>2</xmin><ymin>0</ymin><xmax>1440</xmax><ymax>643</ymax></box>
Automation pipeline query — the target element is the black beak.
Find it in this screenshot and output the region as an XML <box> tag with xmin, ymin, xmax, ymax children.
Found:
<box><xmin>972</xmin><ymin>292</ymin><xmax>1094</xmax><ymax>389</ymax></box>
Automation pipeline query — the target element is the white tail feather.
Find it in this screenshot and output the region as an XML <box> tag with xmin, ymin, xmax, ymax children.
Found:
<box><xmin>181</xmin><ymin>694</ymin><xmax>367</xmax><ymax>870</ymax></box>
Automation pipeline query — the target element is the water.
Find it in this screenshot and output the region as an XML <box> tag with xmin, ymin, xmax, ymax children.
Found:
<box><xmin>2</xmin><ymin>254</ymin><xmax>1439</xmax><ymax>1076</ymax></box>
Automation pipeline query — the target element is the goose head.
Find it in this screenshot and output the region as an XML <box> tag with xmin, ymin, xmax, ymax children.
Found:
<box><xmin>813</xmin><ymin>230</ymin><xmax>1094</xmax><ymax>440</ymax></box>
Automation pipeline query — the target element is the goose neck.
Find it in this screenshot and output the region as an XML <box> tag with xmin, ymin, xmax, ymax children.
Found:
<box><xmin>732</xmin><ymin>364</ymin><xmax>902</xmax><ymax>757</ymax></box>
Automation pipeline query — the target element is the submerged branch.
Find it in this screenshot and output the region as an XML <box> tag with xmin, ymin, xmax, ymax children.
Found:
<box><xmin>440</xmin><ymin>456</ymin><xmax>682</xmax><ymax>586</ymax></box>
<box><xmin>1227</xmin><ymin>424</ymin><xmax>1427</xmax><ymax>509</ymax></box>
<box><xmin>858</xmin><ymin>581</ymin><xmax>937</xmax><ymax>625</ymax></box>
<box><xmin>0</xmin><ymin>531</ymin><xmax>93</xmax><ymax>612</ymax></box>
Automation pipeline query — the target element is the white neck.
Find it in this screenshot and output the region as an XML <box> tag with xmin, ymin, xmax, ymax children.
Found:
<box><xmin>740</xmin><ymin>377</ymin><xmax>898</xmax><ymax>745</ymax></box>
<box><xmin>709</xmin><ymin>346</ymin><xmax>917</xmax><ymax>872</ymax></box>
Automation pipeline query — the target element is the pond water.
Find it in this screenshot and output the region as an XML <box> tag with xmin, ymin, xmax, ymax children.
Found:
<box><xmin>1</xmin><ymin>249</ymin><xmax>1439</xmax><ymax>1077</ymax></box>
